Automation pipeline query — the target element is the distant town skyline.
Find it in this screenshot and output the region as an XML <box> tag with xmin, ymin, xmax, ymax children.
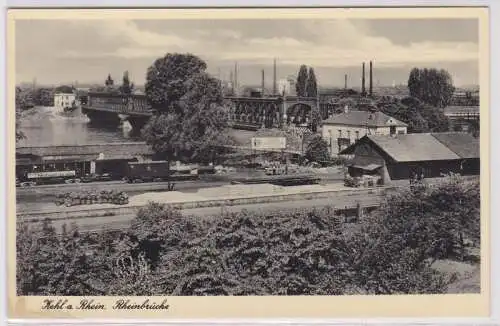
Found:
<box><xmin>16</xmin><ymin>18</ymin><xmax>479</xmax><ymax>88</ymax></box>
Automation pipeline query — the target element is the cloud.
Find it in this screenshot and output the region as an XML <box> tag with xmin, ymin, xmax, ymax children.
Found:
<box><xmin>15</xmin><ymin>18</ymin><xmax>479</xmax><ymax>85</ymax></box>
<box><xmin>42</xmin><ymin>19</ymin><xmax>478</xmax><ymax>66</ymax></box>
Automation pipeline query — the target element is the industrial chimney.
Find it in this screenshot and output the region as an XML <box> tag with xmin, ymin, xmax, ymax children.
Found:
<box><xmin>361</xmin><ymin>62</ymin><xmax>366</xmax><ymax>96</ymax></box>
<box><xmin>261</xmin><ymin>69</ymin><xmax>265</xmax><ymax>97</ymax></box>
<box><xmin>234</xmin><ymin>62</ymin><xmax>238</xmax><ymax>96</ymax></box>
<box><xmin>229</xmin><ymin>70</ymin><xmax>234</xmax><ymax>94</ymax></box>
<box><xmin>369</xmin><ymin>61</ymin><xmax>373</xmax><ymax>97</ymax></box>
<box><xmin>344</xmin><ymin>74</ymin><xmax>347</xmax><ymax>89</ymax></box>
<box><xmin>273</xmin><ymin>58</ymin><xmax>277</xmax><ymax>95</ymax></box>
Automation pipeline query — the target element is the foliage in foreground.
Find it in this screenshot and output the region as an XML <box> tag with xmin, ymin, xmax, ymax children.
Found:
<box><xmin>17</xmin><ymin>175</ymin><xmax>480</xmax><ymax>296</ymax></box>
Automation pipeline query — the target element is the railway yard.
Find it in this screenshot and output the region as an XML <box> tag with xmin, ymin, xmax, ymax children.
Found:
<box><xmin>16</xmin><ymin>163</ymin><xmax>387</xmax><ymax>233</ymax></box>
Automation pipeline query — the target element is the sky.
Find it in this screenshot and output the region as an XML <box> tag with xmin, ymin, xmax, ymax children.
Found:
<box><xmin>15</xmin><ymin>18</ymin><xmax>479</xmax><ymax>88</ymax></box>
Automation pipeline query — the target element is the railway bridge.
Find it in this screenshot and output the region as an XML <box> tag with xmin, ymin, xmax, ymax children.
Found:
<box><xmin>227</xmin><ymin>96</ymin><xmax>336</xmax><ymax>130</ymax></box>
<box><xmin>81</xmin><ymin>92</ymin><xmax>337</xmax><ymax>132</ymax></box>
<box><xmin>81</xmin><ymin>92</ymin><xmax>152</xmax><ymax>131</ymax></box>
<box><xmin>443</xmin><ymin>106</ymin><xmax>480</xmax><ymax>132</ymax></box>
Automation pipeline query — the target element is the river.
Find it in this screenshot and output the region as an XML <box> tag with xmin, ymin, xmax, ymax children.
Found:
<box><xmin>17</xmin><ymin>106</ymin><xmax>139</xmax><ymax>147</ymax></box>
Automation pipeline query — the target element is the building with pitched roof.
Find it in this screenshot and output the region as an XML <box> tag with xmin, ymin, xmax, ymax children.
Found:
<box><xmin>16</xmin><ymin>142</ymin><xmax>155</xmax><ymax>180</ymax></box>
<box><xmin>339</xmin><ymin>132</ymin><xmax>480</xmax><ymax>183</ymax></box>
<box><xmin>321</xmin><ymin>109</ymin><xmax>408</xmax><ymax>155</ymax></box>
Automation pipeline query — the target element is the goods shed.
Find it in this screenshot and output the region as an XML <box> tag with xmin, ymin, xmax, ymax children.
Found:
<box><xmin>339</xmin><ymin>132</ymin><xmax>479</xmax><ymax>183</ymax></box>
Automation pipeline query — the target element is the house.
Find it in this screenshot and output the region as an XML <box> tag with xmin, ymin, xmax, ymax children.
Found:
<box><xmin>321</xmin><ymin>109</ymin><xmax>408</xmax><ymax>156</ymax></box>
<box><xmin>54</xmin><ymin>91</ymin><xmax>77</xmax><ymax>109</ymax></box>
<box><xmin>339</xmin><ymin>132</ymin><xmax>480</xmax><ymax>184</ymax></box>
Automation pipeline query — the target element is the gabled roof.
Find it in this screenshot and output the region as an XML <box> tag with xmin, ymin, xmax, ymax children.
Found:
<box><xmin>431</xmin><ymin>132</ymin><xmax>479</xmax><ymax>159</ymax></box>
<box><xmin>322</xmin><ymin>111</ymin><xmax>407</xmax><ymax>128</ymax></box>
<box><xmin>340</xmin><ymin>132</ymin><xmax>479</xmax><ymax>162</ymax></box>
<box><xmin>16</xmin><ymin>142</ymin><xmax>154</xmax><ymax>160</ymax></box>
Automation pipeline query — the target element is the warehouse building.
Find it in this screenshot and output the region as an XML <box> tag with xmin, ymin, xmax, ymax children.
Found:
<box><xmin>339</xmin><ymin>132</ymin><xmax>480</xmax><ymax>184</ymax></box>
<box><xmin>15</xmin><ymin>142</ymin><xmax>154</xmax><ymax>181</ymax></box>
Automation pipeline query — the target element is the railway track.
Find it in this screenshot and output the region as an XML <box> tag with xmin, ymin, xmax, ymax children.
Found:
<box><xmin>18</xmin><ymin>194</ymin><xmax>383</xmax><ymax>232</ymax></box>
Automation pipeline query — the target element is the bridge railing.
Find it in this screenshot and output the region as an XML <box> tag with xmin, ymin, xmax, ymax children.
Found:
<box><xmin>445</xmin><ymin>112</ymin><xmax>480</xmax><ymax>119</ymax></box>
<box><xmin>86</xmin><ymin>92</ymin><xmax>151</xmax><ymax>114</ymax></box>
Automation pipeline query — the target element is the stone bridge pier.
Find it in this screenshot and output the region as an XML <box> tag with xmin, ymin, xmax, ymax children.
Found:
<box><xmin>82</xmin><ymin>92</ymin><xmax>153</xmax><ymax>132</ymax></box>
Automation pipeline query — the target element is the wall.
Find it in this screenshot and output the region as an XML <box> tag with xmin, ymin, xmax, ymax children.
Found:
<box><xmin>385</xmin><ymin>159</ymin><xmax>479</xmax><ymax>180</ymax></box>
<box><xmin>322</xmin><ymin>124</ymin><xmax>407</xmax><ymax>155</ymax></box>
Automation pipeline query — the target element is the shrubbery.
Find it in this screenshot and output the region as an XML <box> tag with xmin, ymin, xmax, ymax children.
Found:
<box><xmin>17</xmin><ymin>175</ymin><xmax>480</xmax><ymax>296</ymax></box>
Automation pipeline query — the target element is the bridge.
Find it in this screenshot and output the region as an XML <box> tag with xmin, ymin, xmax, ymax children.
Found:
<box><xmin>443</xmin><ymin>106</ymin><xmax>480</xmax><ymax>132</ymax></box>
<box><xmin>81</xmin><ymin>92</ymin><xmax>337</xmax><ymax>132</ymax></box>
<box><xmin>443</xmin><ymin>106</ymin><xmax>479</xmax><ymax>120</ymax></box>
<box><xmin>227</xmin><ymin>96</ymin><xmax>337</xmax><ymax>130</ymax></box>
<box><xmin>81</xmin><ymin>92</ymin><xmax>153</xmax><ymax>131</ymax></box>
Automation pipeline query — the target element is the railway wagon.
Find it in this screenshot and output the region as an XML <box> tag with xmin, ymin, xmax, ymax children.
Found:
<box><xmin>26</xmin><ymin>170</ymin><xmax>77</xmax><ymax>185</ymax></box>
<box><xmin>124</xmin><ymin>161</ymin><xmax>199</xmax><ymax>183</ymax></box>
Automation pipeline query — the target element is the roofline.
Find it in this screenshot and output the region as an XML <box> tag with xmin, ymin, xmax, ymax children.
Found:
<box><xmin>16</xmin><ymin>142</ymin><xmax>148</xmax><ymax>150</ymax></box>
<box><xmin>348</xmin><ymin>134</ymin><xmax>477</xmax><ymax>162</ymax></box>
<box><xmin>339</xmin><ymin>135</ymin><xmax>399</xmax><ymax>162</ymax></box>
<box><xmin>323</xmin><ymin>121</ymin><xmax>408</xmax><ymax>128</ymax></box>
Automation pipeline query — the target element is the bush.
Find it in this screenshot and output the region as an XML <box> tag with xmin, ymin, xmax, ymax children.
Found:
<box><xmin>17</xmin><ymin>175</ymin><xmax>479</xmax><ymax>296</ymax></box>
<box><xmin>305</xmin><ymin>135</ymin><xmax>330</xmax><ymax>163</ymax></box>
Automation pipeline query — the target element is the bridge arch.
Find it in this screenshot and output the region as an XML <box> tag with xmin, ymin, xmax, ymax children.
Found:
<box><xmin>284</xmin><ymin>102</ymin><xmax>315</xmax><ymax>126</ymax></box>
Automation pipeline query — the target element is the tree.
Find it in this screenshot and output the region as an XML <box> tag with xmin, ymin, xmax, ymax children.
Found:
<box><xmin>142</xmin><ymin>53</ymin><xmax>233</xmax><ymax>189</ymax></box>
<box><xmin>407</xmin><ymin>68</ymin><xmax>455</xmax><ymax>108</ymax></box>
<box><xmin>105</xmin><ymin>74</ymin><xmax>114</xmax><ymax>87</ymax></box>
<box><xmin>144</xmin><ymin>53</ymin><xmax>207</xmax><ymax>111</ymax></box>
<box><xmin>295</xmin><ymin>65</ymin><xmax>308</xmax><ymax>97</ymax></box>
<box><xmin>33</xmin><ymin>88</ymin><xmax>55</xmax><ymax>106</ymax></box>
<box><xmin>306</xmin><ymin>67</ymin><xmax>318</xmax><ymax>98</ymax></box>
<box><xmin>54</xmin><ymin>85</ymin><xmax>74</xmax><ymax>94</ymax></box>
<box><xmin>120</xmin><ymin>71</ymin><xmax>133</xmax><ymax>95</ymax></box>
<box><xmin>15</xmin><ymin>87</ymin><xmax>28</xmax><ymax>142</ymax></box>
<box><xmin>304</xmin><ymin>135</ymin><xmax>330</xmax><ymax>163</ymax></box>
<box><xmin>377</xmin><ymin>96</ymin><xmax>450</xmax><ymax>133</ymax></box>
<box><xmin>19</xmin><ymin>174</ymin><xmax>479</xmax><ymax>296</ymax></box>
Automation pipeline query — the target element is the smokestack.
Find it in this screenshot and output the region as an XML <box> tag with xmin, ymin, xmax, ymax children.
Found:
<box><xmin>273</xmin><ymin>58</ymin><xmax>277</xmax><ymax>95</ymax></box>
<box><xmin>229</xmin><ymin>70</ymin><xmax>234</xmax><ymax>93</ymax></box>
<box><xmin>344</xmin><ymin>74</ymin><xmax>347</xmax><ymax>89</ymax></box>
<box><xmin>234</xmin><ymin>62</ymin><xmax>238</xmax><ymax>95</ymax></box>
<box><xmin>261</xmin><ymin>69</ymin><xmax>265</xmax><ymax>97</ymax></box>
<box><xmin>361</xmin><ymin>62</ymin><xmax>366</xmax><ymax>96</ymax></box>
<box><xmin>369</xmin><ymin>61</ymin><xmax>373</xmax><ymax>97</ymax></box>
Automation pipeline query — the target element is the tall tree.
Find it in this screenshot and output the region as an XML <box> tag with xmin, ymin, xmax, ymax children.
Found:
<box><xmin>306</xmin><ymin>67</ymin><xmax>318</xmax><ymax>98</ymax></box>
<box><xmin>120</xmin><ymin>71</ymin><xmax>133</xmax><ymax>95</ymax></box>
<box><xmin>145</xmin><ymin>53</ymin><xmax>207</xmax><ymax>111</ymax></box>
<box><xmin>142</xmin><ymin>53</ymin><xmax>233</xmax><ymax>189</ymax></box>
<box><xmin>407</xmin><ymin>67</ymin><xmax>455</xmax><ymax>108</ymax></box>
<box><xmin>295</xmin><ymin>65</ymin><xmax>308</xmax><ymax>97</ymax></box>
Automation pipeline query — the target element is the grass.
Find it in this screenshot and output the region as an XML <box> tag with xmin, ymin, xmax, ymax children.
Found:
<box><xmin>431</xmin><ymin>258</ymin><xmax>481</xmax><ymax>294</ymax></box>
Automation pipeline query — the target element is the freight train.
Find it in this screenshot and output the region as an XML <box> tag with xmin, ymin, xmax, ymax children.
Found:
<box><xmin>16</xmin><ymin>161</ymin><xmax>215</xmax><ymax>187</ymax></box>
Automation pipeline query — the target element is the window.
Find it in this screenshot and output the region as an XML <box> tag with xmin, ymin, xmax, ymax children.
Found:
<box><xmin>347</xmin><ymin>130</ymin><xmax>351</xmax><ymax>139</ymax></box>
<box><xmin>390</xmin><ymin>126</ymin><xmax>396</xmax><ymax>135</ymax></box>
<box><xmin>355</xmin><ymin>131</ymin><xmax>360</xmax><ymax>140</ymax></box>
<box><xmin>338</xmin><ymin>130</ymin><xmax>342</xmax><ymax>138</ymax></box>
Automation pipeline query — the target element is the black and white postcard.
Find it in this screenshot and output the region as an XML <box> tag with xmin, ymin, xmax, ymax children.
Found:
<box><xmin>6</xmin><ymin>7</ymin><xmax>491</xmax><ymax>319</ymax></box>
